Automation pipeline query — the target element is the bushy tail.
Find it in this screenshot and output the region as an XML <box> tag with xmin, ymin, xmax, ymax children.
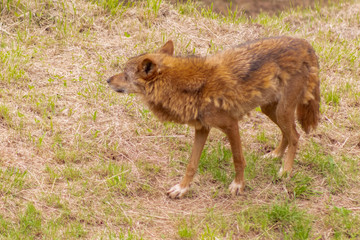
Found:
<box><xmin>297</xmin><ymin>65</ymin><xmax>320</xmax><ymax>134</ymax></box>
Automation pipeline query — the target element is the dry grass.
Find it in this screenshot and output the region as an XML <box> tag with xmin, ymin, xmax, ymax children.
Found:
<box><xmin>0</xmin><ymin>0</ymin><xmax>360</xmax><ymax>239</ymax></box>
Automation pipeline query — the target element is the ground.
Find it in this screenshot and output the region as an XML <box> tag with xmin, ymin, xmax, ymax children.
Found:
<box><xmin>175</xmin><ymin>0</ymin><xmax>328</xmax><ymax>16</ymax></box>
<box><xmin>0</xmin><ymin>0</ymin><xmax>360</xmax><ymax>239</ymax></box>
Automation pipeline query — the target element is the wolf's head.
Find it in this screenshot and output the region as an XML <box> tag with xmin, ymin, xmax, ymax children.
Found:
<box><xmin>107</xmin><ymin>40</ymin><xmax>174</xmax><ymax>94</ymax></box>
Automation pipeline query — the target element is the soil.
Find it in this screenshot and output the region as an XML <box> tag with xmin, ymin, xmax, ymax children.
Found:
<box><xmin>173</xmin><ymin>0</ymin><xmax>328</xmax><ymax>16</ymax></box>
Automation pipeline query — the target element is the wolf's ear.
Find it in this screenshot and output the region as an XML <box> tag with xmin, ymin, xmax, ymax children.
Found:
<box><xmin>157</xmin><ymin>40</ymin><xmax>174</xmax><ymax>55</ymax></box>
<box><xmin>138</xmin><ymin>58</ymin><xmax>158</xmax><ymax>79</ymax></box>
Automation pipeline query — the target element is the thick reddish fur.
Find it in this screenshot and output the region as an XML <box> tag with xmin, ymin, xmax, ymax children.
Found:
<box><xmin>107</xmin><ymin>36</ymin><xmax>320</xmax><ymax>198</ymax></box>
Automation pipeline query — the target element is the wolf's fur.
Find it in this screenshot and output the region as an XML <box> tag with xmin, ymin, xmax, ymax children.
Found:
<box><xmin>107</xmin><ymin>36</ymin><xmax>320</xmax><ymax>198</ymax></box>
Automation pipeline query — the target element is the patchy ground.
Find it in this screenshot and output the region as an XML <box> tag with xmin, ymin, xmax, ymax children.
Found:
<box><xmin>174</xmin><ymin>0</ymin><xmax>330</xmax><ymax>16</ymax></box>
<box><xmin>0</xmin><ymin>0</ymin><xmax>359</xmax><ymax>239</ymax></box>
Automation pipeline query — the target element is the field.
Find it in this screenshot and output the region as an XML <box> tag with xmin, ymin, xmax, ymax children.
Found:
<box><xmin>1</xmin><ymin>0</ymin><xmax>360</xmax><ymax>239</ymax></box>
<box><xmin>177</xmin><ymin>0</ymin><xmax>332</xmax><ymax>16</ymax></box>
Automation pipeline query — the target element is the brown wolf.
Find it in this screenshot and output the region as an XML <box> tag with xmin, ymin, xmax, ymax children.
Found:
<box><xmin>107</xmin><ymin>36</ymin><xmax>320</xmax><ymax>199</ymax></box>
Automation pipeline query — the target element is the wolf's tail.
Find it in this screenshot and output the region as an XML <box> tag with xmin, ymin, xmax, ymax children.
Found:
<box><xmin>297</xmin><ymin>61</ymin><xmax>320</xmax><ymax>134</ymax></box>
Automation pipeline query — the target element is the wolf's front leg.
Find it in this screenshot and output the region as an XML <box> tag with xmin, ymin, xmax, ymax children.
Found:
<box><xmin>219</xmin><ymin>120</ymin><xmax>246</xmax><ymax>196</ymax></box>
<box><xmin>167</xmin><ymin>127</ymin><xmax>209</xmax><ymax>199</ymax></box>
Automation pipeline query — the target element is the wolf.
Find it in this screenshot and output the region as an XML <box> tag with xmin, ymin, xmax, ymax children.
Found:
<box><xmin>107</xmin><ymin>36</ymin><xmax>320</xmax><ymax>198</ymax></box>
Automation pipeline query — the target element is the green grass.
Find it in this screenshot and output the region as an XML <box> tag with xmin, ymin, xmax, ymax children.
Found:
<box><xmin>300</xmin><ymin>141</ymin><xmax>351</xmax><ymax>193</ymax></box>
<box><xmin>91</xmin><ymin>0</ymin><xmax>133</xmax><ymax>16</ymax></box>
<box><xmin>1</xmin><ymin>0</ymin><xmax>359</xmax><ymax>238</ymax></box>
<box><xmin>177</xmin><ymin>217</ymin><xmax>196</xmax><ymax>239</ymax></box>
<box><xmin>0</xmin><ymin>43</ymin><xmax>30</xmax><ymax>84</ymax></box>
<box><xmin>0</xmin><ymin>203</ymin><xmax>42</xmax><ymax>239</ymax></box>
<box><xmin>325</xmin><ymin>206</ymin><xmax>360</xmax><ymax>239</ymax></box>
<box><xmin>244</xmin><ymin>151</ymin><xmax>280</xmax><ymax>182</ymax></box>
<box><xmin>236</xmin><ymin>201</ymin><xmax>312</xmax><ymax>239</ymax></box>
<box><xmin>198</xmin><ymin>143</ymin><xmax>233</xmax><ymax>186</ymax></box>
<box><xmin>0</xmin><ymin>167</ymin><xmax>27</xmax><ymax>196</ymax></box>
<box><xmin>324</xmin><ymin>87</ymin><xmax>341</xmax><ymax>106</ymax></box>
<box><xmin>285</xmin><ymin>172</ymin><xmax>320</xmax><ymax>200</ymax></box>
<box><xmin>0</xmin><ymin>105</ymin><xmax>13</xmax><ymax>128</ymax></box>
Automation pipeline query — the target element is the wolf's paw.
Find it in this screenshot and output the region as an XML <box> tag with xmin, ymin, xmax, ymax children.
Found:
<box><xmin>278</xmin><ymin>167</ymin><xmax>291</xmax><ymax>179</ymax></box>
<box><xmin>229</xmin><ymin>181</ymin><xmax>245</xmax><ymax>196</ymax></box>
<box><xmin>262</xmin><ymin>151</ymin><xmax>281</xmax><ymax>159</ymax></box>
<box><xmin>167</xmin><ymin>184</ymin><xmax>188</xmax><ymax>199</ymax></box>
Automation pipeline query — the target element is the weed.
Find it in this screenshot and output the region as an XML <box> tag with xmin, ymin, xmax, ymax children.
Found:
<box><xmin>117</xmin><ymin>229</ymin><xmax>144</xmax><ymax>240</ymax></box>
<box><xmin>236</xmin><ymin>201</ymin><xmax>312</xmax><ymax>238</ymax></box>
<box><xmin>267</xmin><ymin>202</ymin><xmax>312</xmax><ymax>238</ymax></box>
<box><xmin>149</xmin><ymin>0</ymin><xmax>163</xmax><ymax>17</ymax></box>
<box><xmin>236</xmin><ymin>205</ymin><xmax>270</xmax><ymax>233</ymax></box>
<box><xmin>244</xmin><ymin>151</ymin><xmax>281</xmax><ymax>182</ymax></box>
<box><xmin>325</xmin><ymin>206</ymin><xmax>360</xmax><ymax>238</ymax></box>
<box><xmin>324</xmin><ymin>87</ymin><xmax>340</xmax><ymax>106</ymax></box>
<box><xmin>0</xmin><ymin>43</ymin><xmax>29</xmax><ymax>84</ymax></box>
<box><xmin>198</xmin><ymin>143</ymin><xmax>232</xmax><ymax>186</ymax></box>
<box><xmin>92</xmin><ymin>0</ymin><xmax>133</xmax><ymax>16</ymax></box>
<box><xmin>0</xmin><ymin>167</ymin><xmax>27</xmax><ymax>195</ymax></box>
<box><xmin>45</xmin><ymin>165</ymin><xmax>60</xmax><ymax>183</ymax></box>
<box><xmin>54</xmin><ymin>148</ymin><xmax>77</xmax><ymax>164</ymax></box>
<box><xmin>63</xmin><ymin>165</ymin><xmax>82</xmax><ymax>181</ymax></box>
<box><xmin>178</xmin><ymin>217</ymin><xmax>196</xmax><ymax>239</ymax></box>
<box><xmin>285</xmin><ymin>172</ymin><xmax>320</xmax><ymax>199</ymax></box>
<box><xmin>201</xmin><ymin>2</ymin><xmax>218</xmax><ymax>20</ymax></box>
<box><xmin>137</xmin><ymin>160</ymin><xmax>161</xmax><ymax>178</ymax></box>
<box><xmin>105</xmin><ymin>162</ymin><xmax>131</xmax><ymax>194</ymax></box>
<box><xmin>177</xmin><ymin>0</ymin><xmax>199</xmax><ymax>15</ymax></box>
<box><xmin>300</xmin><ymin>141</ymin><xmax>349</xmax><ymax>193</ymax></box>
<box><xmin>64</xmin><ymin>222</ymin><xmax>87</xmax><ymax>238</ymax></box>
<box><xmin>256</xmin><ymin>130</ymin><xmax>268</xmax><ymax>144</ymax></box>
<box><xmin>44</xmin><ymin>194</ymin><xmax>65</xmax><ymax>209</ymax></box>
<box><xmin>224</xmin><ymin>2</ymin><xmax>247</xmax><ymax>24</ymax></box>
<box><xmin>199</xmin><ymin>224</ymin><xmax>217</xmax><ymax>239</ymax></box>
<box><xmin>0</xmin><ymin>104</ymin><xmax>13</xmax><ymax>128</ymax></box>
<box><xmin>19</xmin><ymin>203</ymin><xmax>43</xmax><ymax>237</ymax></box>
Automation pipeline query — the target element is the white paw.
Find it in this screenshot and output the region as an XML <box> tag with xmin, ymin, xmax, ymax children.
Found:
<box><xmin>229</xmin><ymin>181</ymin><xmax>244</xmax><ymax>196</ymax></box>
<box><xmin>262</xmin><ymin>151</ymin><xmax>281</xmax><ymax>159</ymax></box>
<box><xmin>278</xmin><ymin>167</ymin><xmax>290</xmax><ymax>178</ymax></box>
<box><xmin>278</xmin><ymin>166</ymin><xmax>284</xmax><ymax>176</ymax></box>
<box><xmin>167</xmin><ymin>184</ymin><xmax>189</xmax><ymax>199</ymax></box>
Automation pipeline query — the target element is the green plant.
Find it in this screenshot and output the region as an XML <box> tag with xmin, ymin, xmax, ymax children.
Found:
<box><xmin>300</xmin><ymin>141</ymin><xmax>348</xmax><ymax>193</ymax></box>
<box><xmin>198</xmin><ymin>143</ymin><xmax>232</xmax><ymax>185</ymax></box>
<box><xmin>105</xmin><ymin>162</ymin><xmax>131</xmax><ymax>193</ymax></box>
<box><xmin>0</xmin><ymin>104</ymin><xmax>13</xmax><ymax>128</ymax></box>
<box><xmin>178</xmin><ymin>218</ymin><xmax>196</xmax><ymax>239</ymax></box>
<box><xmin>19</xmin><ymin>203</ymin><xmax>43</xmax><ymax>237</ymax></box>
<box><xmin>146</xmin><ymin>0</ymin><xmax>162</xmax><ymax>17</ymax></box>
<box><xmin>324</xmin><ymin>87</ymin><xmax>340</xmax><ymax>106</ymax></box>
<box><xmin>325</xmin><ymin>206</ymin><xmax>360</xmax><ymax>238</ymax></box>
<box><xmin>63</xmin><ymin>165</ymin><xmax>82</xmax><ymax>181</ymax></box>
<box><xmin>0</xmin><ymin>167</ymin><xmax>27</xmax><ymax>195</ymax></box>
<box><xmin>286</xmin><ymin>172</ymin><xmax>320</xmax><ymax>199</ymax></box>
<box><xmin>92</xmin><ymin>0</ymin><xmax>133</xmax><ymax>16</ymax></box>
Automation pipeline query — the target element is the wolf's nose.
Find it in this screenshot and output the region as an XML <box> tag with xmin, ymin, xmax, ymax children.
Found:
<box><xmin>106</xmin><ymin>77</ymin><xmax>112</xmax><ymax>84</ymax></box>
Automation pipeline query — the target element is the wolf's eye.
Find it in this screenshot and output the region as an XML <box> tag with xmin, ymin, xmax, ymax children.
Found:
<box><xmin>124</xmin><ymin>74</ymin><xmax>128</xmax><ymax>81</ymax></box>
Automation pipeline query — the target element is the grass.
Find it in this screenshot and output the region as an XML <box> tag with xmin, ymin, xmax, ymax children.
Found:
<box><xmin>0</xmin><ymin>0</ymin><xmax>360</xmax><ymax>239</ymax></box>
<box><xmin>198</xmin><ymin>143</ymin><xmax>233</xmax><ymax>186</ymax></box>
<box><xmin>325</xmin><ymin>206</ymin><xmax>360</xmax><ymax>238</ymax></box>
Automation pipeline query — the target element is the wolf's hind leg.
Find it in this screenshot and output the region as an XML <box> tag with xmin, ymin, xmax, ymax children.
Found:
<box><xmin>275</xmin><ymin>94</ymin><xmax>301</xmax><ymax>177</ymax></box>
<box><xmin>261</xmin><ymin>102</ymin><xmax>288</xmax><ymax>159</ymax></box>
